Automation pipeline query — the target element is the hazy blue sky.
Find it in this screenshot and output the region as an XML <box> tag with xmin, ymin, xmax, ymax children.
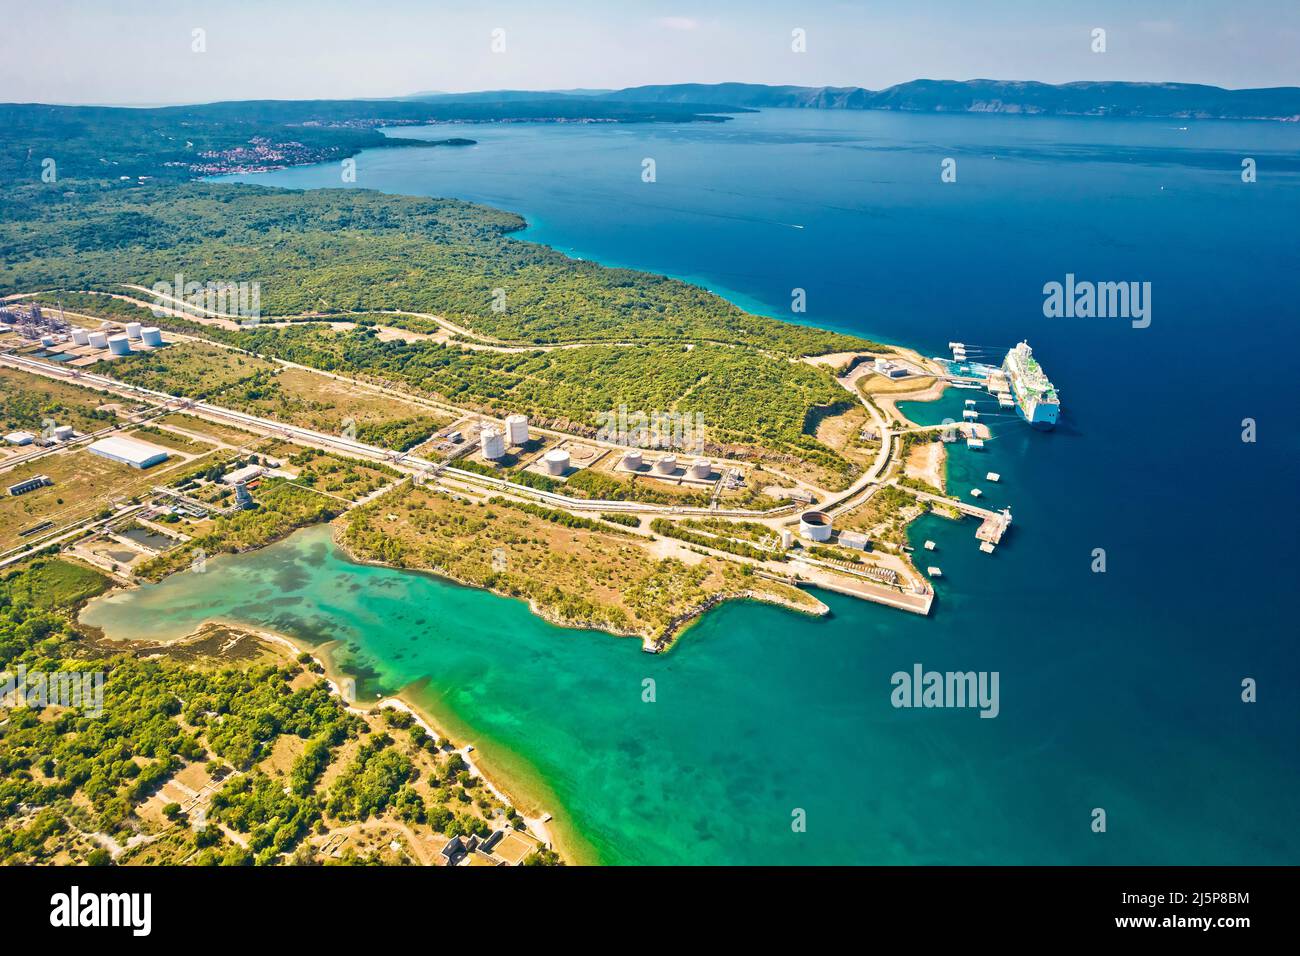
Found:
<box><xmin>3</xmin><ymin>0</ymin><xmax>1296</xmax><ymax>105</ymax></box>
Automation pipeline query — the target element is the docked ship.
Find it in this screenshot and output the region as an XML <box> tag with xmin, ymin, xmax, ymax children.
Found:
<box><xmin>1002</xmin><ymin>341</ymin><xmax>1059</xmax><ymax>429</ymax></box>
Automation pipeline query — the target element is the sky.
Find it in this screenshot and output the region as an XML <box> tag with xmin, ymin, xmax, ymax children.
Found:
<box><xmin>2</xmin><ymin>0</ymin><xmax>1297</xmax><ymax>105</ymax></box>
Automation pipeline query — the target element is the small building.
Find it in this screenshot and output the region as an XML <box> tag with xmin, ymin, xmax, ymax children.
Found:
<box><xmin>5</xmin><ymin>431</ymin><xmax>34</xmax><ymax>446</ymax></box>
<box><xmin>837</xmin><ymin>530</ymin><xmax>870</xmax><ymax>550</ymax></box>
<box><xmin>873</xmin><ymin>357</ymin><xmax>909</xmax><ymax>378</ymax></box>
<box><xmin>86</xmin><ymin>435</ymin><xmax>170</xmax><ymax>469</ymax></box>
<box><xmin>7</xmin><ymin>474</ymin><xmax>51</xmax><ymax>496</ymax></box>
<box><xmin>52</xmin><ymin>425</ymin><xmax>74</xmax><ymax>442</ymax></box>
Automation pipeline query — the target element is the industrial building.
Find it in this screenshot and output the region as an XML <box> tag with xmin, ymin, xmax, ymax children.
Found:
<box><xmin>52</xmin><ymin>425</ymin><xmax>74</xmax><ymax>442</ymax></box>
<box><xmin>223</xmin><ymin>464</ymin><xmax>264</xmax><ymax>485</ymax></box>
<box><xmin>86</xmin><ymin>435</ymin><xmax>171</xmax><ymax>469</ymax></box>
<box><xmin>504</xmin><ymin>414</ymin><xmax>529</xmax><ymax>446</ymax></box>
<box><xmin>7</xmin><ymin>474</ymin><xmax>51</xmax><ymax>496</ymax></box>
<box><xmin>5</xmin><ymin>431</ymin><xmax>34</xmax><ymax>446</ymax></box>
<box><xmin>838</xmin><ymin>530</ymin><xmax>870</xmax><ymax>550</ymax></box>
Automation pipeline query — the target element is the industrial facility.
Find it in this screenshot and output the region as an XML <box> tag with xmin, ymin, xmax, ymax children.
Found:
<box><xmin>7</xmin><ymin>474</ymin><xmax>51</xmax><ymax>496</ymax></box>
<box><xmin>86</xmin><ymin>435</ymin><xmax>171</xmax><ymax>469</ymax></box>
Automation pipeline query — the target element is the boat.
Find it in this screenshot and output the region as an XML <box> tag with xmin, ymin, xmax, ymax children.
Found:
<box><xmin>1002</xmin><ymin>341</ymin><xmax>1059</xmax><ymax>429</ymax></box>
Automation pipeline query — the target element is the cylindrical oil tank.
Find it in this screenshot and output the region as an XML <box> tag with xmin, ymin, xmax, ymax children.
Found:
<box><xmin>108</xmin><ymin>334</ymin><xmax>132</xmax><ymax>356</ymax></box>
<box><xmin>88</xmin><ymin>331</ymin><xmax>109</xmax><ymax>348</ymax></box>
<box><xmin>480</xmin><ymin>427</ymin><xmax>505</xmax><ymax>460</ymax></box>
<box><xmin>689</xmin><ymin>458</ymin><xmax>711</xmax><ymax>480</ymax></box>
<box><xmin>71</xmin><ymin>329</ymin><xmax>90</xmax><ymax>346</ymax></box>
<box><xmin>505</xmin><ymin>414</ymin><xmax>529</xmax><ymax>446</ymax></box>
<box><xmin>622</xmin><ymin>449</ymin><xmax>643</xmax><ymax>471</ymax></box>
<box><xmin>140</xmin><ymin>327</ymin><xmax>164</xmax><ymax>346</ymax></box>
<box><xmin>799</xmin><ymin>510</ymin><xmax>833</xmax><ymax>542</ymax></box>
<box><xmin>125</xmin><ymin>322</ymin><xmax>143</xmax><ymax>339</ymax></box>
<box><xmin>655</xmin><ymin>454</ymin><xmax>677</xmax><ymax>475</ymax></box>
<box><xmin>543</xmin><ymin>449</ymin><xmax>570</xmax><ymax>475</ymax></box>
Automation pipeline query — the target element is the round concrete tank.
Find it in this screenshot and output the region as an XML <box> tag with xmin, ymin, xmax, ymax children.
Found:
<box><xmin>689</xmin><ymin>458</ymin><xmax>712</xmax><ymax>480</ymax></box>
<box><xmin>71</xmin><ymin>329</ymin><xmax>90</xmax><ymax>346</ymax></box>
<box><xmin>125</xmin><ymin>322</ymin><xmax>143</xmax><ymax>340</ymax></box>
<box><xmin>543</xmin><ymin>448</ymin><xmax>570</xmax><ymax>475</ymax></box>
<box><xmin>108</xmin><ymin>334</ymin><xmax>132</xmax><ymax>356</ymax></box>
<box><xmin>655</xmin><ymin>454</ymin><xmax>677</xmax><ymax>475</ymax></box>
<box><xmin>505</xmin><ymin>414</ymin><xmax>529</xmax><ymax>446</ymax></box>
<box><xmin>799</xmin><ymin>510</ymin><xmax>833</xmax><ymax>542</ymax></box>
<box><xmin>88</xmin><ymin>331</ymin><xmax>109</xmax><ymax>349</ymax></box>
<box><xmin>480</xmin><ymin>427</ymin><xmax>505</xmax><ymax>460</ymax></box>
<box><xmin>622</xmin><ymin>449</ymin><xmax>643</xmax><ymax>471</ymax></box>
<box><xmin>140</xmin><ymin>327</ymin><xmax>163</xmax><ymax>346</ymax></box>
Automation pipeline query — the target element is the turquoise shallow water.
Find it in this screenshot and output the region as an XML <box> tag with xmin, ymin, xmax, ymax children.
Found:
<box><xmin>153</xmin><ymin>108</ymin><xmax>1300</xmax><ymax>863</ymax></box>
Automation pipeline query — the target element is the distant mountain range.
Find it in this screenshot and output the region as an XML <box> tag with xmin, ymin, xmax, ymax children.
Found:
<box><xmin>405</xmin><ymin>80</ymin><xmax>1300</xmax><ymax>122</ymax></box>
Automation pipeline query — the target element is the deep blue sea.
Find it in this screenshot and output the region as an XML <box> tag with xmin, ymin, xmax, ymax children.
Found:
<box><xmin>208</xmin><ymin>109</ymin><xmax>1300</xmax><ymax>863</ymax></box>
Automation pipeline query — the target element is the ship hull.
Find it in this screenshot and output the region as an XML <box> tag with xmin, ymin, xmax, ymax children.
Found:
<box><xmin>1012</xmin><ymin>398</ymin><xmax>1058</xmax><ymax>430</ymax></box>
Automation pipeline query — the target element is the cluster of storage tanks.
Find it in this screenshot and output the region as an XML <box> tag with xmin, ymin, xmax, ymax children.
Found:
<box><xmin>68</xmin><ymin>324</ymin><xmax>163</xmax><ymax>352</ymax></box>
<box><xmin>481</xmin><ymin>414</ymin><xmax>532</xmax><ymax>461</ymax></box>
<box><xmin>620</xmin><ymin>449</ymin><xmax>712</xmax><ymax>480</ymax></box>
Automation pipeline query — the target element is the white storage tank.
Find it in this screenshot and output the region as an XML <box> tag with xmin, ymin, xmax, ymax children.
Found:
<box><xmin>108</xmin><ymin>334</ymin><xmax>132</xmax><ymax>356</ymax></box>
<box><xmin>655</xmin><ymin>455</ymin><xmax>677</xmax><ymax>475</ymax></box>
<box><xmin>505</xmin><ymin>414</ymin><xmax>529</xmax><ymax>446</ymax></box>
<box><xmin>53</xmin><ymin>425</ymin><xmax>74</xmax><ymax>442</ymax></box>
<box><xmin>543</xmin><ymin>448</ymin><xmax>570</xmax><ymax>476</ymax></box>
<box><xmin>125</xmin><ymin>322</ymin><xmax>143</xmax><ymax>340</ymax></box>
<box><xmin>799</xmin><ymin>510</ymin><xmax>833</xmax><ymax>542</ymax></box>
<box><xmin>480</xmin><ymin>427</ymin><xmax>505</xmax><ymax>460</ymax></box>
<box><xmin>622</xmin><ymin>449</ymin><xmax>643</xmax><ymax>471</ymax></box>
<box><xmin>779</xmin><ymin>528</ymin><xmax>794</xmax><ymax>549</ymax></box>
<box><xmin>689</xmin><ymin>458</ymin><xmax>712</xmax><ymax>480</ymax></box>
<box><xmin>140</xmin><ymin>327</ymin><xmax>164</xmax><ymax>347</ymax></box>
<box><xmin>88</xmin><ymin>331</ymin><xmax>109</xmax><ymax>349</ymax></box>
<box><xmin>71</xmin><ymin>329</ymin><xmax>90</xmax><ymax>346</ymax></box>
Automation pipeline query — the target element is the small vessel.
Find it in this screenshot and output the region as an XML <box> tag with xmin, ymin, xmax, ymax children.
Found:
<box><xmin>1002</xmin><ymin>341</ymin><xmax>1059</xmax><ymax>429</ymax></box>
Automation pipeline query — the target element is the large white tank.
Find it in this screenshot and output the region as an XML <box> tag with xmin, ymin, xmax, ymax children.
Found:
<box><xmin>622</xmin><ymin>449</ymin><xmax>643</xmax><ymax>471</ymax></box>
<box><xmin>125</xmin><ymin>322</ymin><xmax>143</xmax><ymax>340</ymax></box>
<box><xmin>799</xmin><ymin>510</ymin><xmax>833</xmax><ymax>542</ymax></box>
<box><xmin>71</xmin><ymin>329</ymin><xmax>90</xmax><ymax>346</ymax></box>
<box><xmin>480</xmin><ymin>427</ymin><xmax>505</xmax><ymax>460</ymax></box>
<box><xmin>108</xmin><ymin>335</ymin><xmax>132</xmax><ymax>356</ymax></box>
<box><xmin>543</xmin><ymin>449</ymin><xmax>570</xmax><ymax>476</ymax></box>
<box><xmin>140</xmin><ymin>327</ymin><xmax>164</xmax><ymax>346</ymax></box>
<box><xmin>505</xmin><ymin>414</ymin><xmax>529</xmax><ymax>446</ymax></box>
<box><xmin>655</xmin><ymin>455</ymin><xmax>678</xmax><ymax>475</ymax></box>
<box><xmin>689</xmin><ymin>458</ymin><xmax>712</xmax><ymax>480</ymax></box>
<box><xmin>88</xmin><ymin>331</ymin><xmax>109</xmax><ymax>349</ymax></box>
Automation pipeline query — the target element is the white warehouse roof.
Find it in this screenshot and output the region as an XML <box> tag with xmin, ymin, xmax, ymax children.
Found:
<box><xmin>87</xmin><ymin>435</ymin><xmax>171</xmax><ymax>469</ymax></box>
